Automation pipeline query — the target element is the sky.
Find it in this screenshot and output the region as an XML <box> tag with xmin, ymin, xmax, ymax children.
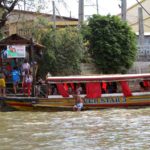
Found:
<box><xmin>53</xmin><ymin>0</ymin><xmax>138</xmax><ymax>19</ymax></box>
<box><xmin>19</xmin><ymin>0</ymin><xmax>138</xmax><ymax>19</ymax></box>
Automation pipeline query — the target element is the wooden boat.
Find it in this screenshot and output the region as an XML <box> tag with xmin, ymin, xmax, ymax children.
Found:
<box><xmin>2</xmin><ymin>73</ymin><xmax>150</xmax><ymax>111</ymax></box>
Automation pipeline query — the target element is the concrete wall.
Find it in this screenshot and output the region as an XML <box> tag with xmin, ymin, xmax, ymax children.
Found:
<box><xmin>80</xmin><ymin>63</ymin><xmax>98</xmax><ymax>75</ymax></box>
<box><xmin>128</xmin><ymin>62</ymin><xmax>150</xmax><ymax>74</ymax></box>
<box><xmin>81</xmin><ymin>62</ymin><xmax>150</xmax><ymax>75</ymax></box>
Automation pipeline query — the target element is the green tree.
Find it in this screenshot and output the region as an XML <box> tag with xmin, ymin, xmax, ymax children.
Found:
<box><xmin>35</xmin><ymin>27</ymin><xmax>83</xmax><ymax>76</ymax></box>
<box><xmin>0</xmin><ymin>31</ymin><xmax>3</xmax><ymax>39</ymax></box>
<box><xmin>85</xmin><ymin>14</ymin><xmax>137</xmax><ymax>74</ymax></box>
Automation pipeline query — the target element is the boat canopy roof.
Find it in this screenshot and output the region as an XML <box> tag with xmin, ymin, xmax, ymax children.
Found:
<box><xmin>46</xmin><ymin>73</ymin><xmax>150</xmax><ymax>83</ymax></box>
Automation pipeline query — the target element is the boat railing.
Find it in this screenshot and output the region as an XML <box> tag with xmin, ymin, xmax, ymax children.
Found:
<box><xmin>47</xmin><ymin>91</ymin><xmax>150</xmax><ymax>99</ymax></box>
<box><xmin>102</xmin><ymin>92</ymin><xmax>150</xmax><ymax>97</ymax></box>
<box><xmin>132</xmin><ymin>91</ymin><xmax>150</xmax><ymax>96</ymax></box>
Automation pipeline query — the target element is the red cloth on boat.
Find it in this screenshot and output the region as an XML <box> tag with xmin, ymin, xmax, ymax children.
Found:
<box><xmin>143</xmin><ymin>80</ymin><xmax>150</xmax><ymax>87</ymax></box>
<box><xmin>120</xmin><ymin>81</ymin><xmax>132</xmax><ymax>97</ymax></box>
<box><xmin>102</xmin><ymin>82</ymin><xmax>107</xmax><ymax>92</ymax></box>
<box><xmin>86</xmin><ymin>82</ymin><xmax>101</xmax><ymax>98</ymax></box>
<box><xmin>57</xmin><ymin>83</ymin><xmax>69</xmax><ymax>97</ymax></box>
<box><xmin>63</xmin><ymin>83</ymin><xmax>68</xmax><ymax>91</ymax></box>
<box><xmin>70</xmin><ymin>83</ymin><xmax>75</xmax><ymax>91</ymax></box>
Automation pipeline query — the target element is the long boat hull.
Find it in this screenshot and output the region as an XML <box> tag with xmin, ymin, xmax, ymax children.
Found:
<box><xmin>1</xmin><ymin>93</ymin><xmax>150</xmax><ymax>111</ymax></box>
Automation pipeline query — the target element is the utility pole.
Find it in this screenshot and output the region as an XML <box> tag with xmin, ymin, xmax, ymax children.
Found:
<box><xmin>52</xmin><ymin>1</ymin><xmax>56</xmax><ymax>29</ymax></box>
<box><xmin>138</xmin><ymin>7</ymin><xmax>144</xmax><ymax>45</ymax></box>
<box><xmin>78</xmin><ymin>0</ymin><xmax>84</xmax><ymax>26</ymax></box>
<box><xmin>121</xmin><ymin>0</ymin><xmax>127</xmax><ymax>21</ymax></box>
<box><xmin>24</xmin><ymin>0</ymin><xmax>26</xmax><ymax>10</ymax></box>
<box><xmin>137</xmin><ymin>7</ymin><xmax>145</xmax><ymax>73</ymax></box>
<box><xmin>84</xmin><ymin>0</ymin><xmax>99</xmax><ymax>18</ymax></box>
<box><xmin>96</xmin><ymin>0</ymin><xmax>99</xmax><ymax>14</ymax></box>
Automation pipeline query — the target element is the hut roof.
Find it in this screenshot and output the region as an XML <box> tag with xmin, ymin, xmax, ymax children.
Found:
<box><xmin>0</xmin><ymin>34</ymin><xmax>45</xmax><ymax>49</ymax></box>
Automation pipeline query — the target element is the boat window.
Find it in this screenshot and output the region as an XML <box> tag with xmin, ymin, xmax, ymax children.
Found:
<box><xmin>143</xmin><ymin>80</ymin><xmax>150</xmax><ymax>90</ymax></box>
<box><xmin>74</xmin><ymin>83</ymin><xmax>86</xmax><ymax>94</ymax></box>
<box><xmin>139</xmin><ymin>80</ymin><xmax>150</xmax><ymax>91</ymax></box>
<box><xmin>50</xmin><ymin>83</ymin><xmax>86</xmax><ymax>96</ymax></box>
<box><xmin>51</xmin><ymin>84</ymin><xmax>58</xmax><ymax>95</ymax></box>
<box><xmin>126</xmin><ymin>79</ymin><xmax>150</xmax><ymax>92</ymax></box>
<box><xmin>107</xmin><ymin>82</ymin><xmax>118</xmax><ymax>93</ymax></box>
<box><xmin>86</xmin><ymin>82</ymin><xmax>101</xmax><ymax>98</ymax></box>
<box><xmin>69</xmin><ymin>83</ymin><xmax>75</xmax><ymax>94</ymax></box>
<box><xmin>101</xmin><ymin>82</ymin><xmax>118</xmax><ymax>94</ymax></box>
<box><xmin>128</xmin><ymin>80</ymin><xmax>141</xmax><ymax>92</ymax></box>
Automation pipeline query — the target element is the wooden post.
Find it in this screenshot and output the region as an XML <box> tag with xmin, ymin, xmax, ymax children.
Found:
<box><xmin>31</xmin><ymin>38</ymin><xmax>36</xmax><ymax>97</ymax></box>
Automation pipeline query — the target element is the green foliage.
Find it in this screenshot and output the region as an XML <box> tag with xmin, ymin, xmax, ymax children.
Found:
<box><xmin>0</xmin><ymin>31</ymin><xmax>3</xmax><ymax>39</ymax></box>
<box><xmin>33</xmin><ymin>26</ymin><xmax>83</xmax><ymax>76</ymax></box>
<box><xmin>22</xmin><ymin>16</ymin><xmax>89</xmax><ymax>76</ymax></box>
<box><xmin>85</xmin><ymin>14</ymin><xmax>137</xmax><ymax>74</ymax></box>
<box><xmin>80</xmin><ymin>23</ymin><xmax>92</xmax><ymax>63</ymax></box>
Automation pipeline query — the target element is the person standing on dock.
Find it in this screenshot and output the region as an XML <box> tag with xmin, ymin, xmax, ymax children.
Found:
<box><xmin>22</xmin><ymin>70</ymin><xmax>33</xmax><ymax>97</ymax></box>
<box><xmin>11</xmin><ymin>66</ymin><xmax>20</xmax><ymax>95</ymax></box>
<box><xmin>21</xmin><ymin>59</ymin><xmax>30</xmax><ymax>77</ymax></box>
<box><xmin>0</xmin><ymin>69</ymin><xmax>6</xmax><ymax>96</ymax></box>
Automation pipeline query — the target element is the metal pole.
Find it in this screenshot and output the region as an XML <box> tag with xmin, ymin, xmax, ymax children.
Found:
<box><xmin>96</xmin><ymin>0</ymin><xmax>99</xmax><ymax>14</ymax></box>
<box><xmin>138</xmin><ymin>7</ymin><xmax>144</xmax><ymax>45</ymax></box>
<box><xmin>121</xmin><ymin>0</ymin><xmax>127</xmax><ymax>21</ymax></box>
<box><xmin>78</xmin><ymin>0</ymin><xmax>84</xmax><ymax>26</ymax></box>
<box><xmin>24</xmin><ymin>0</ymin><xmax>26</xmax><ymax>10</ymax></box>
<box><xmin>52</xmin><ymin>1</ymin><xmax>56</xmax><ymax>29</ymax></box>
<box><xmin>137</xmin><ymin>7</ymin><xmax>144</xmax><ymax>73</ymax></box>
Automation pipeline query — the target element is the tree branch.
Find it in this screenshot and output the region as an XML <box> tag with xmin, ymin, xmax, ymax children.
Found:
<box><xmin>0</xmin><ymin>0</ymin><xmax>19</xmax><ymax>29</ymax></box>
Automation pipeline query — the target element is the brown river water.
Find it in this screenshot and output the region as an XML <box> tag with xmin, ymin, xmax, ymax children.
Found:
<box><xmin>0</xmin><ymin>108</ymin><xmax>150</xmax><ymax>150</ymax></box>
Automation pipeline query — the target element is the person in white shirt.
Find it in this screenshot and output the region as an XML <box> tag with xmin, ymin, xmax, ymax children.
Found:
<box><xmin>22</xmin><ymin>59</ymin><xmax>30</xmax><ymax>76</ymax></box>
<box><xmin>76</xmin><ymin>84</ymin><xmax>83</xmax><ymax>95</ymax></box>
<box><xmin>46</xmin><ymin>72</ymin><xmax>52</xmax><ymax>79</ymax></box>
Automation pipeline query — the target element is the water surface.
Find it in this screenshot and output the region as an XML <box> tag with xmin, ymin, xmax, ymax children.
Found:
<box><xmin>0</xmin><ymin>108</ymin><xmax>150</xmax><ymax>150</ymax></box>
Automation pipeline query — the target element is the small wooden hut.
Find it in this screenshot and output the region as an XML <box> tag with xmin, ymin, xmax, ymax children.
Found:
<box><xmin>0</xmin><ymin>34</ymin><xmax>45</xmax><ymax>95</ymax></box>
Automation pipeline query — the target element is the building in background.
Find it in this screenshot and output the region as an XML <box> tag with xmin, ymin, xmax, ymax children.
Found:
<box><xmin>123</xmin><ymin>0</ymin><xmax>150</xmax><ymax>73</ymax></box>
<box><xmin>2</xmin><ymin>9</ymin><xmax>78</xmax><ymax>38</ymax></box>
<box><xmin>125</xmin><ymin>0</ymin><xmax>150</xmax><ymax>33</ymax></box>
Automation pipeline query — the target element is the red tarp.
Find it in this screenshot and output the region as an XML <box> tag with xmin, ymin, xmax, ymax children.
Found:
<box><xmin>86</xmin><ymin>82</ymin><xmax>101</xmax><ymax>98</ymax></box>
<box><xmin>70</xmin><ymin>83</ymin><xmax>75</xmax><ymax>91</ymax></box>
<box><xmin>56</xmin><ymin>83</ymin><xmax>69</xmax><ymax>97</ymax></box>
<box><xmin>102</xmin><ymin>82</ymin><xmax>107</xmax><ymax>93</ymax></box>
<box><xmin>63</xmin><ymin>83</ymin><xmax>68</xmax><ymax>91</ymax></box>
<box><xmin>120</xmin><ymin>81</ymin><xmax>132</xmax><ymax>97</ymax></box>
<box><xmin>143</xmin><ymin>80</ymin><xmax>150</xmax><ymax>87</ymax></box>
